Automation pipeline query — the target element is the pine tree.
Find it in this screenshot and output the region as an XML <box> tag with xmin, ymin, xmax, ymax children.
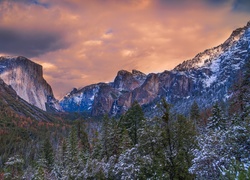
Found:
<box><xmin>241</xmin><ymin>55</ymin><xmax>250</xmax><ymax>120</ymax></box>
<box><xmin>91</xmin><ymin>131</ymin><xmax>102</xmax><ymax>160</ymax></box>
<box><xmin>100</xmin><ymin>116</ymin><xmax>124</xmax><ymax>161</ymax></box>
<box><xmin>175</xmin><ymin>115</ymin><xmax>196</xmax><ymax>180</ymax></box>
<box><xmin>106</xmin><ymin>118</ymin><xmax>121</xmax><ymax>159</ymax></box>
<box><xmin>75</xmin><ymin>119</ymin><xmax>90</xmax><ymax>153</ymax></box>
<box><xmin>207</xmin><ymin>103</ymin><xmax>226</xmax><ymax>130</ymax></box>
<box><xmin>224</xmin><ymin>158</ymin><xmax>250</xmax><ymax>179</ymax></box>
<box><xmin>158</xmin><ymin>99</ymin><xmax>196</xmax><ymax>180</ymax></box>
<box><xmin>137</xmin><ymin>117</ymin><xmax>162</xmax><ymax>178</ymax></box>
<box><xmin>33</xmin><ymin>158</ymin><xmax>47</xmax><ymax>180</ymax></box>
<box><xmin>120</xmin><ymin>128</ymin><xmax>133</xmax><ymax>154</ymax></box>
<box><xmin>230</xmin><ymin>55</ymin><xmax>250</xmax><ymax>121</ymax></box>
<box><xmin>42</xmin><ymin>137</ymin><xmax>54</xmax><ymax>171</ymax></box>
<box><xmin>190</xmin><ymin>101</ymin><xmax>200</xmax><ymax>130</ymax></box>
<box><xmin>120</xmin><ymin>101</ymin><xmax>144</xmax><ymax>145</ymax></box>
<box><xmin>189</xmin><ymin>129</ymin><xmax>227</xmax><ymax>179</ymax></box>
<box><xmin>100</xmin><ymin>115</ymin><xmax>110</xmax><ymax>160</ymax></box>
<box><xmin>4</xmin><ymin>155</ymin><xmax>24</xmax><ymax>180</ymax></box>
<box><xmin>63</xmin><ymin>127</ymin><xmax>81</xmax><ymax>179</ymax></box>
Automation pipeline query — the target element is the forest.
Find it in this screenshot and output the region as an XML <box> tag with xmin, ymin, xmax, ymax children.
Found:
<box><xmin>0</xmin><ymin>61</ymin><xmax>250</xmax><ymax>180</ymax></box>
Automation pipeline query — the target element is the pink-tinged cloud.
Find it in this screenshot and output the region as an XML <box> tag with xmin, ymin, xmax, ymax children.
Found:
<box><xmin>0</xmin><ymin>0</ymin><xmax>249</xmax><ymax>98</ymax></box>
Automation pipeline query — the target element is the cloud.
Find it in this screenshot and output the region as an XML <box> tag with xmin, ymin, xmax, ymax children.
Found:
<box><xmin>0</xmin><ymin>28</ymin><xmax>67</xmax><ymax>57</ymax></box>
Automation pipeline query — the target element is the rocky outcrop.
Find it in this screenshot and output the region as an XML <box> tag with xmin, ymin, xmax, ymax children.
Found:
<box><xmin>0</xmin><ymin>56</ymin><xmax>57</xmax><ymax>111</ymax></box>
<box><xmin>113</xmin><ymin>70</ymin><xmax>146</xmax><ymax>91</ymax></box>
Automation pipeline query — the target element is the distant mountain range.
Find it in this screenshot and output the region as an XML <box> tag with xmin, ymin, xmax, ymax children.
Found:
<box><xmin>0</xmin><ymin>21</ymin><xmax>249</xmax><ymax>117</ymax></box>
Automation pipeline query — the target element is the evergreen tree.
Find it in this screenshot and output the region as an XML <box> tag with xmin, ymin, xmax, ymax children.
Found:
<box><xmin>190</xmin><ymin>129</ymin><xmax>227</xmax><ymax>179</ymax></box>
<box><xmin>119</xmin><ymin>128</ymin><xmax>133</xmax><ymax>153</ymax></box>
<box><xmin>63</xmin><ymin>127</ymin><xmax>81</xmax><ymax>179</ymax></box>
<box><xmin>91</xmin><ymin>131</ymin><xmax>102</xmax><ymax>160</ymax></box>
<box><xmin>190</xmin><ymin>101</ymin><xmax>200</xmax><ymax>130</ymax></box>
<box><xmin>241</xmin><ymin>55</ymin><xmax>250</xmax><ymax>120</ymax></box>
<box><xmin>207</xmin><ymin>103</ymin><xmax>226</xmax><ymax>130</ymax></box>
<box><xmin>174</xmin><ymin>115</ymin><xmax>196</xmax><ymax>179</ymax></box>
<box><xmin>106</xmin><ymin>118</ymin><xmax>121</xmax><ymax>159</ymax></box>
<box><xmin>42</xmin><ymin>137</ymin><xmax>54</xmax><ymax>171</ymax></box>
<box><xmin>230</xmin><ymin>55</ymin><xmax>250</xmax><ymax>121</ymax></box>
<box><xmin>75</xmin><ymin>119</ymin><xmax>90</xmax><ymax>153</ymax></box>
<box><xmin>100</xmin><ymin>115</ymin><xmax>110</xmax><ymax>160</ymax></box>
<box><xmin>137</xmin><ymin>117</ymin><xmax>162</xmax><ymax>178</ymax></box>
<box><xmin>120</xmin><ymin>101</ymin><xmax>144</xmax><ymax>145</ymax></box>
<box><xmin>100</xmin><ymin>116</ymin><xmax>124</xmax><ymax>161</ymax></box>
<box><xmin>4</xmin><ymin>155</ymin><xmax>24</xmax><ymax>180</ymax></box>
<box><xmin>33</xmin><ymin>158</ymin><xmax>47</xmax><ymax>180</ymax></box>
<box><xmin>157</xmin><ymin>99</ymin><xmax>197</xmax><ymax>179</ymax></box>
<box><xmin>224</xmin><ymin>158</ymin><xmax>250</xmax><ymax>180</ymax></box>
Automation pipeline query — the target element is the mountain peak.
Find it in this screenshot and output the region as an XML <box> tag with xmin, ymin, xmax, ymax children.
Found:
<box><xmin>247</xmin><ymin>21</ymin><xmax>250</xmax><ymax>27</ymax></box>
<box><xmin>117</xmin><ymin>69</ymin><xmax>131</xmax><ymax>76</ymax></box>
<box><xmin>0</xmin><ymin>55</ymin><xmax>34</xmax><ymax>63</ymax></box>
<box><xmin>174</xmin><ymin>22</ymin><xmax>249</xmax><ymax>71</ymax></box>
<box><xmin>132</xmin><ymin>69</ymin><xmax>145</xmax><ymax>75</ymax></box>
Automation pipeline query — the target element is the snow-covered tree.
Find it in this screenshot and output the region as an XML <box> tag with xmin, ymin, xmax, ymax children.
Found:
<box><xmin>4</xmin><ymin>155</ymin><xmax>24</xmax><ymax>180</ymax></box>
<box><xmin>113</xmin><ymin>146</ymin><xmax>142</xmax><ymax>180</ymax></box>
<box><xmin>61</xmin><ymin>127</ymin><xmax>81</xmax><ymax>179</ymax></box>
<box><xmin>189</xmin><ymin>130</ymin><xmax>228</xmax><ymax>179</ymax></box>
<box><xmin>190</xmin><ymin>117</ymin><xmax>250</xmax><ymax>179</ymax></box>
<box><xmin>207</xmin><ymin>103</ymin><xmax>226</xmax><ymax>130</ymax></box>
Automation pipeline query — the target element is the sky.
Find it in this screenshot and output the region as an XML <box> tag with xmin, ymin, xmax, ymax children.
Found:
<box><xmin>0</xmin><ymin>0</ymin><xmax>249</xmax><ymax>98</ymax></box>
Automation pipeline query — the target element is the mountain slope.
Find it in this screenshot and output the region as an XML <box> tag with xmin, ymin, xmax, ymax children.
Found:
<box><xmin>0</xmin><ymin>77</ymin><xmax>60</xmax><ymax>122</ymax></box>
<box><xmin>59</xmin><ymin>21</ymin><xmax>250</xmax><ymax>116</ymax></box>
<box><xmin>0</xmin><ymin>77</ymin><xmax>71</xmax><ymax>170</ymax></box>
<box><xmin>0</xmin><ymin>56</ymin><xmax>59</xmax><ymax>111</ymax></box>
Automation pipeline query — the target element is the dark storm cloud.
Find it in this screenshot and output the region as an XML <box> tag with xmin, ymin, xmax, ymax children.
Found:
<box><xmin>0</xmin><ymin>28</ymin><xmax>68</xmax><ymax>57</ymax></box>
<box><xmin>206</xmin><ymin>0</ymin><xmax>250</xmax><ymax>12</ymax></box>
<box><xmin>159</xmin><ymin>0</ymin><xmax>228</xmax><ymax>5</ymax></box>
<box><xmin>232</xmin><ymin>0</ymin><xmax>250</xmax><ymax>12</ymax></box>
<box><xmin>0</xmin><ymin>0</ymin><xmax>48</xmax><ymax>5</ymax></box>
<box><xmin>205</xmin><ymin>0</ymin><xmax>229</xmax><ymax>5</ymax></box>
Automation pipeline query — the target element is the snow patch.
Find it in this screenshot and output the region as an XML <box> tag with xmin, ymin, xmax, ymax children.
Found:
<box><xmin>73</xmin><ymin>96</ymin><xmax>82</xmax><ymax>105</ymax></box>
<box><xmin>204</xmin><ymin>75</ymin><xmax>217</xmax><ymax>88</ymax></box>
<box><xmin>210</xmin><ymin>59</ymin><xmax>220</xmax><ymax>72</ymax></box>
<box><xmin>90</xmin><ymin>94</ymin><xmax>95</xmax><ymax>101</ymax></box>
<box><xmin>197</xmin><ymin>54</ymin><xmax>210</xmax><ymax>67</ymax></box>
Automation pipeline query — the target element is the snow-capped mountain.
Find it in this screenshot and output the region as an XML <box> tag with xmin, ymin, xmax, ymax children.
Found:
<box><xmin>59</xmin><ymin>70</ymin><xmax>147</xmax><ymax>115</ymax></box>
<box><xmin>59</xmin><ymin>21</ymin><xmax>250</xmax><ymax>116</ymax></box>
<box><xmin>0</xmin><ymin>56</ymin><xmax>58</xmax><ymax>111</ymax></box>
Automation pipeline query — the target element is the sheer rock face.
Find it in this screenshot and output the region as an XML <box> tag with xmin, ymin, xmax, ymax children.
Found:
<box><xmin>59</xmin><ymin>22</ymin><xmax>250</xmax><ymax>117</ymax></box>
<box><xmin>113</xmin><ymin>70</ymin><xmax>146</xmax><ymax>91</ymax></box>
<box><xmin>0</xmin><ymin>56</ymin><xmax>57</xmax><ymax>111</ymax></box>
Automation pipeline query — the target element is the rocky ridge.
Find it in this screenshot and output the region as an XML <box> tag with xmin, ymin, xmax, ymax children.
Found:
<box><xmin>59</xmin><ymin>21</ymin><xmax>250</xmax><ymax>116</ymax></box>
